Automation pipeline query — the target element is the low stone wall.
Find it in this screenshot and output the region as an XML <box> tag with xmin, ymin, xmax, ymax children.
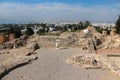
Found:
<box><xmin>0</xmin><ymin>56</ymin><xmax>36</xmax><ymax>79</ymax></box>
<box><xmin>37</xmin><ymin>37</ymin><xmax>79</xmax><ymax>48</ymax></box>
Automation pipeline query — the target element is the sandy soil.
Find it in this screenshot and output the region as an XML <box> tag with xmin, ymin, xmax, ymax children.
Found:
<box><xmin>109</xmin><ymin>57</ymin><xmax>120</xmax><ymax>69</ymax></box>
<box><xmin>1</xmin><ymin>48</ymin><xmax>120</xmax><ymax>80</ymax></box>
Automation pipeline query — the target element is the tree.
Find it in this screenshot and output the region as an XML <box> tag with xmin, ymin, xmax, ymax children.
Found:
<box><xmin>37</xmin><ymin>28</ymin><xmax>45</xmax><ymax>35</ymax></box>
<box><xmin>116</xmin><ymin>15</ymin><xmax>120</xmax><ymax>34</ymax></box>
<box><xmin>25</xmin><ymin>27</ymin><xmax>34</xmax><ymax>36</ymax></box>
<box><xmin>63</xmin><ymin>25</ymin><xmax>67</xmax><ymax>31</ymax></box>
<box><xmin>78</xmin><ymin>22</ymin><xmax>84</xmax><ymax>30</ymax></box>
<box><xmin>71</xmin><ymin>24</ymin><xmax>77</xmax><ymax>31</ymax></box>
<box><xmin>78</xmin><ymin>21</ymin><xmax>91</xmax><ymax>30</ymax></box>
<box><xmin>9</xmin><ymin>24</ymin><xmax>22</xmax><ymax>38</ymax></box>
<box><xmin>84</xmin><ymin>21</ymin><xmax>91</xmax><ymax>27</ymax></box>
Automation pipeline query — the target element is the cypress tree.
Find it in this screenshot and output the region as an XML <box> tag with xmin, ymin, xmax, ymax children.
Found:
<box><xmin>116</xmin><ymin>16</ymin><xmax>120</xmax><ymax>34</ymax></box>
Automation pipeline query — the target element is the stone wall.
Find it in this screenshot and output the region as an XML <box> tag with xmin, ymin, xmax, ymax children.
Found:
<box><xmin>0</xmin><ymin>34</ymin><xmax>15</xmax><ymax>44</ymax></box>
<box><xmin>0</xmin><ymin>34</ymin><xmax>6</xmax><ymax>44</ymax></box>
<box><xmin>9</xmin><ymin>34</ymin><xmax>15</xmax><ymax>41</ymax></box>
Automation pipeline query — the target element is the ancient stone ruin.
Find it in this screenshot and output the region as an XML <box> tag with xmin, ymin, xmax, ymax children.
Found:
<box><xmin>66</xmin><ymin>54</ymin><xmax>102</xmax><ymax>69</ymax></box>
<box><xmin>0</xmin><ymin>35</ymin><xmax>28</xmax><ymax>50</ymax></box>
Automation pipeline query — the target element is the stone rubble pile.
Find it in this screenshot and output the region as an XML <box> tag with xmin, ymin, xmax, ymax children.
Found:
<box><xmin>66</xmin><ymin>54</ymin><xmax>102</xmax><ymax>69</ymax></box>
<box><xmin>102</xmin><ymin>35</ymin><xmax>120</xmax><ymax>49</ymax></box>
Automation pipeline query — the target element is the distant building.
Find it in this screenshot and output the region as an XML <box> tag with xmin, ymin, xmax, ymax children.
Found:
<box><xmin>46</xmin><ymin>24</ymin><xmax>56</xmax><ymax>31</ymax></box>
<box><xmin>21</xmin><ymin>27</ymin><xmax>27</xmax><ymax>34</ymax></box>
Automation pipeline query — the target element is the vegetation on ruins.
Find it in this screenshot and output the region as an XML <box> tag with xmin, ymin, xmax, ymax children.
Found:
<box><xmin>95</xmin><ymin>27</ymin><xmax>103</xmax><ymax>33</ymax></box>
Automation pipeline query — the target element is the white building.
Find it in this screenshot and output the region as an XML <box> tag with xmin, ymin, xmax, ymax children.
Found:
<box><xmin>21</xmin><ymin>27</ymin><xmax>27</xmax><ymax>34</ymax></box>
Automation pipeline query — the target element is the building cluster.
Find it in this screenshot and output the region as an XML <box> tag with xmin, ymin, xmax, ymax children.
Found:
<box><xmin>91</xmin><ymin>22</ymin><xmax>115</xmax><ymax>29</ymax></box>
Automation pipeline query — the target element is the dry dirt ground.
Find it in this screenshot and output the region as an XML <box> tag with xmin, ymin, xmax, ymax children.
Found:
<box><xmin>1</xmin><ymin>48</ymin><xmax>120</xmax><ymax>80</ymax></box>
<box><xmin>97</xmin><ymin>48</ymin><xmax>120</xmax><ymax>54</ymax></box>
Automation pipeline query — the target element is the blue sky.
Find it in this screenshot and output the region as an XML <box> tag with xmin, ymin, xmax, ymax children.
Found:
<box><xmin>0</xmin><ymin>0</ymin><xmax>120</xmax><ymax>23</ymax></box>
<box><xmin>0</xmin><ymin>0</ymin><xmax>119</xmax><ymax>5</ymax></box>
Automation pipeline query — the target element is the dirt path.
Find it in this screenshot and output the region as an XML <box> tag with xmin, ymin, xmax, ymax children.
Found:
<box><xmin>2</xmin><ymin>48</ymin><xmax>120</xmax><ymax>80</ymax></box>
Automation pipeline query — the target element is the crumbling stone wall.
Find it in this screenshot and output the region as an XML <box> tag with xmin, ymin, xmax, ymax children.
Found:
<box><xmin>0</xmin><ymin>34</ymin><xmax>15</xmax><ymax>44</ymax></box>
<box><xmin>0</xmin><ymin>34</ymin><xmax>6</xmax><ymax>44</ymax></box>
<box><xmin>0</xmin><ymin>35</ymin><xmax>27</xmax><ymax>50</ymax></box>
<box><xmin>110</xmin><ymin>28</ymin><xmax>116</xmax><ymax>36</ymax></box>
<box><xmin>102</xmin><ymin>30</ymin><xmax>107</xmax><ymax>37</ymax></box>
<box><xmin>9</xmin><ymin>34</ymin><xmax>15</xmax><ymax>41</ymax></box>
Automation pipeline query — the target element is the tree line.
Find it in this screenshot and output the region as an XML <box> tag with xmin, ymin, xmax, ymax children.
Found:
<box><xmin>0</xmin><ymin>16</ymin><xmax>120</xmax><ymax>37</ymax></box>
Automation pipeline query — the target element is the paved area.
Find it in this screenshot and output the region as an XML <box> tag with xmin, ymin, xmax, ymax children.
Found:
<box><xmin>1</xmin><ymin>48</ymin><xmax>120</xmax><ymax>80</ymax></box>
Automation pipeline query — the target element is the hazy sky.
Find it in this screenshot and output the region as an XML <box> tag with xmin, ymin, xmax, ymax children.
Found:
<box><xmin>0</xmin><ymin>0</ymin><xmax>120</xmax><ymax>23</ymax></box>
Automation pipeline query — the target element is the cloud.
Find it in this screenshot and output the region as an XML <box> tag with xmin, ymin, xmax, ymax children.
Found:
<box><xmin>0</xmin><ymin>2</ymin><xmax>119</xmax><ymax>23</ymax></box>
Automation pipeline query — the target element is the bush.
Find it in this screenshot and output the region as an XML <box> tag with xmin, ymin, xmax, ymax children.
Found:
<box><xmin>95</xmin><ymin>27</ymin><xmax>103</xmax><ymax>33</ymax></box>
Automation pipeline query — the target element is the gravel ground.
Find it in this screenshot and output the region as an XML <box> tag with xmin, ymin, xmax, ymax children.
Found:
<box><xmin>1</xmin><ymin>48</ymin><xmax>120</xmax><ymax>80</ymax></box>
